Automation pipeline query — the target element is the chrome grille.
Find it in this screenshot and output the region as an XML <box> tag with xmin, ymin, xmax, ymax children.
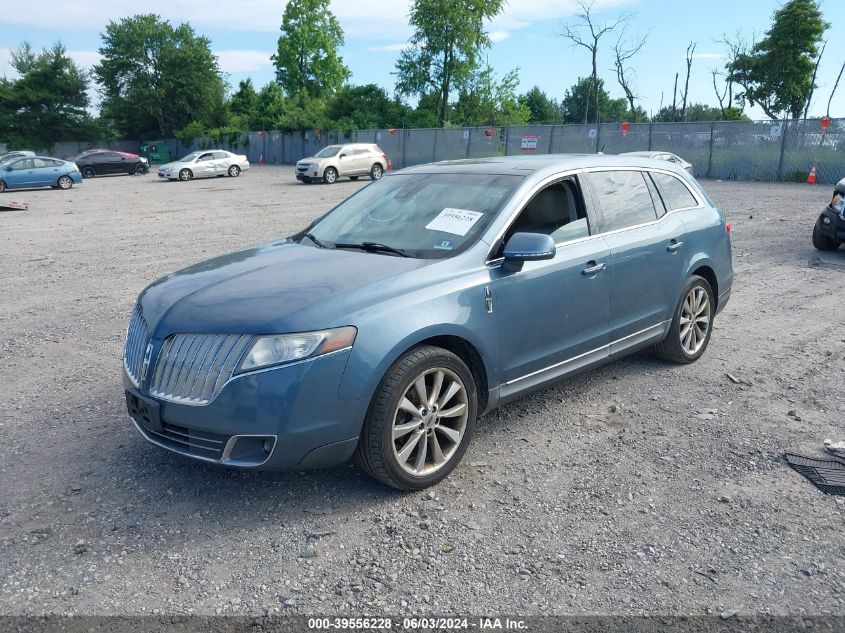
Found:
<box><xmin>150</xmin><ymin>334</ymin><xmax>252</xmax><ymax>405</ymax></box>
<box><xmin>123</xmin><ymin>305</ymin><xmax>149</xmax><ymax>387</ymax></box>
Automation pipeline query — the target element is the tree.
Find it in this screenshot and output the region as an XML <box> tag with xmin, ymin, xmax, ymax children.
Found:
<box><xmin>95</xmin><ymin>15</ymin><xmax>227</xmax><ymax>138</ymax></box>
<box><xmin>272</xmin><ymin>0</ymin><xmax>349</xmax><ymax>99</ymax></box>
<box><xmin>452</xmin><ymin>66</ymin><xmax>530</xmax><ymax>126</ymax></box>
<box><xmin>561</xmin><ymin>77</ymin><xmax>629</xmax><ymax>124</ymax></box>
<box><xmin>230</xmin><ymin>79</ymin><xmax>259</xmax><ymax>119</ymax></box>
<box><xmin>651</xmin><ymin>103</ymin><xmax>747</xmax><ymax>122</ymax></box>
<box><xmin>521</xmin><ymin>86</ymin><xmax>561</xmax><ymax>124</ymax></box>
<box><xmin>2</xmin><ymin>42</ymin><xmax>96</xmax><ymax>149</ymax></box>
<box><xmin>252</xmin><ymin>82</ymin><xmax>287</xmax><ymax>130</ymax></box>
<box><xmin>395</xmin><ymin>0</ymin><xmax>506</xmax><ymax>126</ymax></box>
<box><xmin>612</xmin><ymin>28</ymin><xmax>647</xmax><ymax>122</ymax></box>
<box><xmin>682</xmin><ymin>41</ymin><xmax>696</xmax><ymax>121</ymax></box>
<box><xmin>560</xmin><ymin>0</ymin><xmax>631</xmax><ymax>124</ymax></box>
<box><xmin>326</xmin><ymin>84</ymin><xmax>411</xmax><ymax>130</ymax></box>
<box><xmin>727</xmin><ymin>0</ymin><xmax>827</xmax><ymax>119</ymax></box>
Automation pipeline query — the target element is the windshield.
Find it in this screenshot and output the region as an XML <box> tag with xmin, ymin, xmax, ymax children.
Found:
<box><xmin>303</xmin><ymin>173</ymin><xmax>523</xmax><ymax>259</ymax></box>
<box><xmin>315</xmin><ymin>146</ymin><xmax>342</xmax><ymax>158</ymax></box>
<box><xmin>178</xmin><ymin>152</ymin><xmax>201</xmax><ymax>162</ymax></box>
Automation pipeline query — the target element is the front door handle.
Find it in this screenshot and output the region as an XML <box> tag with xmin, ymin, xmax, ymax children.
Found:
<box><xmin>582</xmin><ymin>262</ymin><xmax>606</xmax><ymax>275</ymax></box>
<box><xmin>667</xmin><ymin>240</ymin><xmax>684</xmax><ymax>252</ymax></box>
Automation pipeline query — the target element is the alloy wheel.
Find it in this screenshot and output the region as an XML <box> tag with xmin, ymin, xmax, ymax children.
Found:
<box><xmin>679</xmin><ymin>287</ymin><xmax>710</xmax><ymax>355</ymax></box>
<box><xmin>58</xmin><ymin>176</ymin><xmax>73</xmax><ymax>190</ymax></box>
<box><xmin>391</xmin><ymin>368</ymin><xmax>468</xmax><ymax>476</ymax></box>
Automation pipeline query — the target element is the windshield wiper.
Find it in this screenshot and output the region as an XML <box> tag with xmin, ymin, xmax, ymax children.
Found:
<box><xmin>302</xmin><ymin>232</ymin><xmax>328</xmax><ymax>249</ymax></box>
<box><xmin>333</xmin><ymin>241</ymin><xmax>412</xmax><ymax>257</ymax></box>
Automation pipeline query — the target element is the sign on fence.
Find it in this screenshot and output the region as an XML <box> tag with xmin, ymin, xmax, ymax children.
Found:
<box><xmin>521</xmin><ymin>135</ymin><xmax>538</xmax><ymax>151</ymax></box>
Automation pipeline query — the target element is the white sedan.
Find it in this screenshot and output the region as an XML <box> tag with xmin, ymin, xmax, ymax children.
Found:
<box><xmin>157</xmin><ymin>150</ymin><xmax>250</xmax><ymax>181</ymax></box>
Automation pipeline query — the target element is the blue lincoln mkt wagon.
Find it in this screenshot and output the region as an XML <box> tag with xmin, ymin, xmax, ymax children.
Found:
<box><xmin>123</xmin><ymin>155</ymin><xmax>733</xmax><ymax>490</ymax></box>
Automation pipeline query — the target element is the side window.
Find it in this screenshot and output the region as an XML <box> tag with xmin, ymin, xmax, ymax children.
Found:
<box><xmin>590</xmin><ymin>170</ymin><xmax>658</xmax><ymax>232</ymax></box>
<box><xmin>32</xmin><ymin>158</ymin><xmax>50</xmax><ymax>168</ymax></box>
<box><xmin>651</xmin><ymin>172</ymin><xmax>699</xmax><ymax>211</ymax></box>
<box><xmin>644</xmin><ymin>173</ymin><xmax>667</xmax><ymax>218</ymax></box>
<box><xmin>10</xmin><ymin>159</ymin><xmax>32</xmax><ymax>170</ymax></box>
<box><xmin>213</xmin><ymin>152</ymin><xmax>228</xmax><ymax>159</ymax></box>
<box><xmin>501</xmin><ymin>178</ymin><xmax>590</xmax><ymax>250</ymax></box>
<box><xmin>198</xmin><ymin>153</ymin><xmax>213</xmax><ymax>161</ymax></box>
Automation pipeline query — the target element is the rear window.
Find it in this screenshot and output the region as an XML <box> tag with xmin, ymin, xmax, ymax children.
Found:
<box><xmin>590</xmin><ymin>170</ymin><xmax>658</xmax><ymax>232</ymax></box>
<box><xmin>651</xmin><ymin>172</ymin><xmax>699</xmax><ymax>211</ymax></box>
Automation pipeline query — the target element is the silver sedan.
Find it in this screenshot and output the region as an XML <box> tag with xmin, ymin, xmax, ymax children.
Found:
<box><xmin>620</xmin><ymin>151</ymin><xmax>694</xmax><ymax>175</ymax></box>
<box><xmin>157</xmin><ymin>150</ymin><xmax>250</xmax><ymax>181</ymax></box>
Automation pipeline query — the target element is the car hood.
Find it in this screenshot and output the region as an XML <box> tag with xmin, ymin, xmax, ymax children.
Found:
<box><xmin>138</xmin><ymin>241</ymin><xmax>431</xmax><ymax>337</ymax></box>
<box><xmin>158</xmin><ymin>161</ymin><xmax>192</xmax><ymax>170</ymax></box>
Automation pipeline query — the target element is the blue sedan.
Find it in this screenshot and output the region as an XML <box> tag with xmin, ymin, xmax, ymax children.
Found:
<box><xmin>123</xmin><ymin>154</ymin><xmax>733</xmax><ymax>490</ymax></box>
<box><xmin>0</xmin><ymin>156</ymin><xmax>82</xmax><ymax>192</ymax></box>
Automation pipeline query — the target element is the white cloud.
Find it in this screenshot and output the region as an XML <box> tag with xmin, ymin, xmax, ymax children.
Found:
<box><xmin>691</xmin><ymin>53</ymin><xmax>724</xmax><ymax>61</ymax></box>
<box><xmin>489</xmin><ymin>31</ymin><xmax>511</xmax><ymax>43</ymax></box>
<box><xmin>367</xmin><ymin>43</ymin><xmax>413</xmax><ymax>53</ymax></box>
<box><xmin>0</xmin><ymin>47</ymin><xmax>100</xmax><ymax>78</ymax></box>
<box><xmin>215</xmin><ymin>50</ymin><xmax>273</xmax><ymax>74</ymax></box>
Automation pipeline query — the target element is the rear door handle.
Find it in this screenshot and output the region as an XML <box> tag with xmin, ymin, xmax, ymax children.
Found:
<box><xmin>582</xmin><ymin>262</ymin><xmax>606</xmax><ymax>275</ymax></box>
<box><xmin>667</xmin><ymin>240</ymin><xmax>684</xmax><ymax>252</ymax></box>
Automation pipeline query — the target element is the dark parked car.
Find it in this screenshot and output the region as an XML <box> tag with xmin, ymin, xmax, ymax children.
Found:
<box><xmin>123</xmin><ymin>155</ymin><xmax>733</xmax><ymax>490</ymax></box>
<box><xmin>813</xmin><ymin>177</ymin><xmax>845</xmax><ymax>251</ymax></box>
<box><xmin>73</xmin><ymin>149</ymin><xmax>148</xmax><ymax>178</ymax></box>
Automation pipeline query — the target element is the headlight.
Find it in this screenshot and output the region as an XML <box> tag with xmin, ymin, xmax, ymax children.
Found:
<box><xmin>236</xmin><ymin>326</ymin><xmax>356</xmax><ymax>374</ymax></box>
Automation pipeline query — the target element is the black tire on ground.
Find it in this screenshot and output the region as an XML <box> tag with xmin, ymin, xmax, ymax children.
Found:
<box><xmin>354</xmin><ymin>345</ymin><xmax>478</xmax><ymax>491</ymax></box>
<box><xmin>57</xmin><ymin>175</ymin><xmax>73</xmax><ymax>190</ymax></box>
<box><xmin>812</xmin><ymin>221</ymin><xmax>840</xmax><ymax>251</ymax></box>
<box><xmin>323</xmin><ymin>167</ymin><xmax>338</xmax><ymax>184</ymax></box>
<box><xmin>133</xmin><ymin>163</ymin><xmax>146</xmax><ymax>175</ymax></box>
<box><xmin>179</xmin><ymin>169</ymin><xmax>192</xmax><ymax>181</ymax></box>
<box><xmin>0</xmin><ymin>180</ymin><xmax>5</xmax><ymax>193</ymax></box>
<box><xmin>653</xmin><ymin>275</ymin><xmax>715</xmax><ymax>364</ymax></box>
<box><xmin>228</xmin><ymin>165</ymin><xmax>241</xmax><ymax>177</ymax></box>
<box><xmin>370</xmin><ymin>163</ymin><xmax>384</xmax><ymax>180</ymax></box>
<box><xmin>81</xmin><ymin>166</ymin><xmax>95</xmax><ymax>179</ymax></box>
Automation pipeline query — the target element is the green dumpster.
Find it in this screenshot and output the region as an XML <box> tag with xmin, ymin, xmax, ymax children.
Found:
<box><xmin>140</xmin><ymin>141</ymin><xmax>172</xmax><ymax>165</ymax></box>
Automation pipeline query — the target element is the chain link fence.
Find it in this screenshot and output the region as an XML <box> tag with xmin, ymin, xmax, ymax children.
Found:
<box><xmin>23</xmin><ymin>117</ymin><xmax>845</xmax><ymax>185</ymax></box>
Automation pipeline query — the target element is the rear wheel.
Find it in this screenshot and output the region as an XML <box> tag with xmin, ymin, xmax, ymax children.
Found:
<box><xmin>323</xmin><ymin>167</ymin><xmax>338</xmax><ymax>184</ymax></box>
<box><xmin>370</xmin><ymin>164</ymin><xmax>384</xmax><ymax>180</ymax></box>
<box><xmin>654</xmin><ymin>275</ymin><xmax>715</xmax><ymax>364</ymax></box>
<box><xmin>0</xmin><ymin>180</ymin><xmax>5</xmax><ymax>193</ymax></box>
<box><xmin>81</xmin><ymin>166</ymin><xmax>95</xmax><ymax>179</ymax></box>
<box><xmin>57</xmin><ymin>175</ymin><xmax>73</xmax><ymax>190</ymax></box>
<box><xmin>228</xmin><ymin>165</ymin><xmax>241</xmax><ymax>177</ymax></box>
<box><xmin>179</xmin><ymin>169</ymin><xmax>192</xmax><ymax>181</ymax></box>
<box><xmin>355</xmin><ymin>346</ymin><xmax>477</xmax><ymax>490</ymax></box>
<box><xmin>813</xmin><ymin>220</ymin><xmax>840</xmax><ymax>251</ymax></box>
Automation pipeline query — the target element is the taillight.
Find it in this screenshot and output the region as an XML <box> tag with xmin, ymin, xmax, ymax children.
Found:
<box><xmin>725</xmin><ymin>223</ymin><xmax>731</xmax><ymax>233</ymax></box>
<box><xmin>383</xmin><ymin>153</ymin><xmax>393</xmax><ymax>170</ymax></box>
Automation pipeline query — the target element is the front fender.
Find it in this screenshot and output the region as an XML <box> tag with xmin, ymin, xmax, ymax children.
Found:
<box><xmin>338</xmin><ymin>278</ymin><xmax>499</xmax><ymax>408</ymax></box>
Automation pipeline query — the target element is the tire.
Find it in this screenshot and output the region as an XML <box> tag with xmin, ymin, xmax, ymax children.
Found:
<box><xmin>228</xmin><ymin>165</ymin><xmax>241</xmax><ymax>177</ymax></box>
<box><xmin>355</xmin><ymin>346</ymin><xmax>478</xmax><ymax>490</ymax></box>
<box><xmin>370</xmin><ymin>163</ymin><xmax>384</xmax><ymax>180</ymax></box>
<box><xmin>349</xmin><ymin>176</ymin><xmax>359</xmax><ymax>181</ymax></box>
<box><xmin>178</xmin><ymin>169</ymin><xmax>192</xmax><ymax>181</ymax></box>
<box><xmin>57</xmin><ymin>175</ymin><xmax>73</xmax><ymax>190</ymax></box>
<box><xmin>133</xmin><ymin>163</ymin><xmax>146</xmax><ymax>175</ymax></box>
<box><xmin>0</xmin><ymin>180</ymin><xmax>5</xmax><ymax>193</ymax></box>
<box><xmin>323</xmin><ymin>167</ymin><xmax>338</xmax><ymax>184</ymax></box>
<box><xmin>81</xmin><ymin>166</ymin><xmax>95</xmax><ymax>179</ymax></box>
<box><xmin>653</xmin><ymin>275</ymin><xmax>715</xmax><ymax>364</ymax></box>
<box><xmin>812</xmin><ymin>221</ymin><xmax>840</xmax><ymax>251</ymax></box>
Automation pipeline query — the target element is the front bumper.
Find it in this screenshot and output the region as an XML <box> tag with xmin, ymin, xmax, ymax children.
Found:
<box><xmin>123</xmin><ymin>349</ymin><xmax>367</xmax><ymax>471</ymax></box>
<box><xmin>817</xmin><ymin>207</ymin><xmax>845</xmax><ymax>241</ymax></box>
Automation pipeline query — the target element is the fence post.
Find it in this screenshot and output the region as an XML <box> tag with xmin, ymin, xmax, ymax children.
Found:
<box><xmin>402</xmin><ymin>129</ymin><xmax>407</xmax><ymax>168</ymax></box>
<box><xmin>465</xmin><ymin>129</ymin><xmax>472</xmax><ymax>159</ymax></box>
<box><xmin>648</xmin><ymin>122</ymin><xmax>653</xmax><ymax>151</ymax></box>
<box><xmin>432</xmin><ymin>129</ymin><xmax>438</xmax><ymax>162</ymax></box>
<box><xmin>707</xmin><ymin>121</ymin><xmax>714</xmax><ymax>179</ymax></box>
<box><xmin>547</xmin><ymin>125</ymin><xmax>554</xmax><ymax>155</ymax></box>
<box><xmin>595</xmin><ymin>123</ymin><xmax>601</xmax><ymax>153</ymax></box>
<box><xmin>504</xmin><ymin>126</ymin><xmax>510</xmax><ymax>156</ymax></box>
<box><xmin>776</xmin><ymin>119</ymin><xmax>787</xmax><ymax>183</ymax></box>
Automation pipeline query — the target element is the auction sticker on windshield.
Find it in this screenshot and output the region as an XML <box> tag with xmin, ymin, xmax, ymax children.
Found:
<box><xmin>425</xmin><ymin>208</ymin><xmax>483</xmax><ymax>236</ymax></box>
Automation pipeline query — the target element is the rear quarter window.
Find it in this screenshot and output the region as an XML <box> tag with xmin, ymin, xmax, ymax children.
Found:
<box><xmin>651</xmin><ymin>172</ymin><xmax>699</xmax><ymax>210</ymax></box>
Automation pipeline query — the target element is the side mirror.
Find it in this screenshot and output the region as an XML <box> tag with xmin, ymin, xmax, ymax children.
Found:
<box><xmin>339</xmin><ymin>154</ymin><xmax>347</xmax><ymax>159</ymax></box>
<box><xmin>503</xmin><ymin>232</ymin><xmax>556</xmax><ymax>271</ymax></box>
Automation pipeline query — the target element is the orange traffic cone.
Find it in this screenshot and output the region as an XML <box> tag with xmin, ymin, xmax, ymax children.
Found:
<box><xmin>258</xmin><ymin>153</ymin><xmax>265</xmax><ymax>165</ymax></box>
<box><xmin>807</xmin><ymin>163</ymin><xmax>817</xmax><ymax>184</ymax></box>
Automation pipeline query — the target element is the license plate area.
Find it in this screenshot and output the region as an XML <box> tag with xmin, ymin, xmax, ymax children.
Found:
<box><xmin>126</xmin><ymin>390</ymin><xmax>162</xmax><ymax>434</ymax></box>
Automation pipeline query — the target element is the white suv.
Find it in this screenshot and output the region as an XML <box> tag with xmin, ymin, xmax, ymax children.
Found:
<box><xmin>296</xmin><ymin>144</ymin><xmax>392</xmax><ymax>184</ymax></box>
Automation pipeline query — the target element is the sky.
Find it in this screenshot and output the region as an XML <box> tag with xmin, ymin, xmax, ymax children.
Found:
<box><xmin>1</xmin><ymin>0</ymin><xmax>844</xmax><ymax>121</ymax></box>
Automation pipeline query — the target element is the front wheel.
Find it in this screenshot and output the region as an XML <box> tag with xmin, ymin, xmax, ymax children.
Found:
<box><xmin>370</xmin><ymin>164</ymin><xmax>384</xmax><ymax>180</ymax></box>
<box><xmin>178</xmin><ymin>169</ymin><xmax>192</xmax><ymax>181</ymax></box>
<box><xmin>133</xmin><ymin>163</ymin><xmax>147</xmax><ymax>175</ymax></box>
<box><xmin>323</xmin><ymin>167</ymin><xmax>338</xmax><ymax>184</ymax></box>
<box><xmin>57</xmin><ymin>175</ymin><xmax>73</xmax><ymax>190</ymax></box>
<box><xmin>228</xmin><ymin>165</ymin><xmax>241</xmax><ymax>177</ymax></box>
<box><xmin>81</xmin><ymin>166</ymin><xmax>95</xmax><ymax>179</ymax></box>
<box><xmin>355</xmin><ymin>346</ymin><xmax>477</xmax><ymax>490</ymax></box>
<box><xmin>813</xmin><ymin>220</ymin><xmax>840</xmax><ymax>251</ymax></box>
<box><xmin>653</xmin><ymin>275</ymin><xmax>715</xmax><ymax>364</ymax></box>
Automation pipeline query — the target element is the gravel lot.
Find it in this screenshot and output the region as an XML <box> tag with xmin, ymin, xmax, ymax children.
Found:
<box><xmin>1</xmin><ymin>166</ymin><xmax>844</xmax><ymax>618</ymax></box>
